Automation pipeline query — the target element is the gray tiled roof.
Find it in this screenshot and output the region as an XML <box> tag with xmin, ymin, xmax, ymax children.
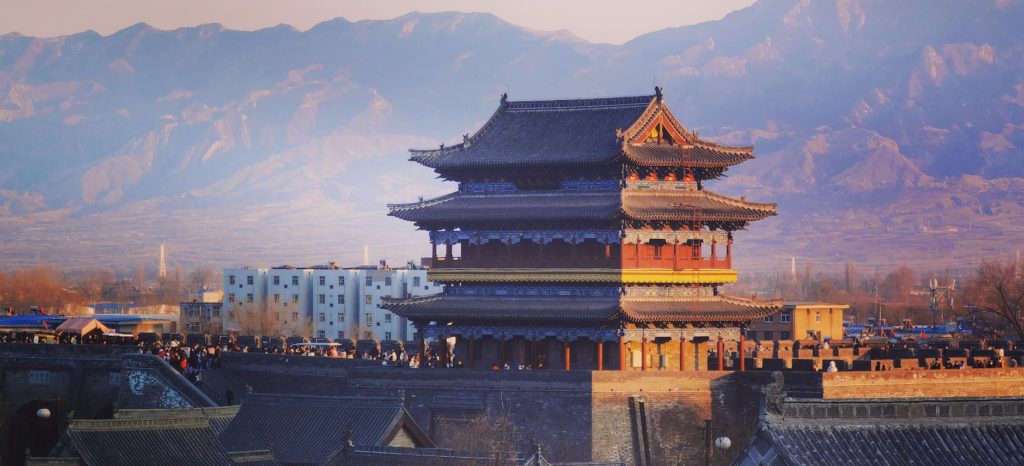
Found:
<box><xmin>66</xmin><ymin>417</ymin><xmax>235</xmax><ymax>466</ymax></box>
<box><xmin>737</xmin><ymin>398</ymin><xmax>1024</xmax><ymax>466</ymax></box>
<box><xmin>622</xmin><ymin>142</ymin><xmax>753</xmax><ymax>168</ymax></box>
<box><xmin>390</xmin><ymin>191</ymin><xmax>618</xmax><ymax>225</ymax></box>
<box><xmin>218</xmin><ymin>393</ymin><xmax>431</xmax><ymax>465</ymax></box>
<box><xmin>383</xmin><ymin>295</ymin><xmax>621</xmax><ymax>322</ymax></box>
<box><xmin>323</xmin><ymin>446</ymin><xmax>523</xmax><ymax>466</ymax></box>
<box><xmin>388</xmin><ymin>189</ymin><xmax>776</xmax><ymax>227</ymax></box>
<box><xmin>621</xmin><ymin>296</ymin><xmax>781</xmax><ymax>323</ymax></box>
<box><xmin>411</xmin><ymin>96</ymin><xmax>654</xmax><ymax>170</ymax></box>
<box><xmin>384</xmin><ymin>294</ymin><xmax>781</xmax><ymax>324</ymax></box>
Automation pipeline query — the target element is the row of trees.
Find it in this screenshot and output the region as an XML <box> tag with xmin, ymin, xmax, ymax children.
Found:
<box><xmin>736</xmin><ymin>258</ymin><xmax>1024</xmax><ymax>339</ymax></box>
<box><xmin>0</xmin><ymin>265</ymin><xmax>222</xmax><ymax>314</ymax></box>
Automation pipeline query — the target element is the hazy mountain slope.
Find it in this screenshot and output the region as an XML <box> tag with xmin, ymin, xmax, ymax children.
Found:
<box><xmin>0</xmin><ymin>1</ymin><xmax>1021</xmax><ymax>274</ymax></box>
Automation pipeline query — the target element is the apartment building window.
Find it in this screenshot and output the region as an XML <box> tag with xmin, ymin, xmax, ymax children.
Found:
<box><xmin>246</xmin><ymin>293</ymin><xmax>253</xmax><ymax>303</ymax></box>
<box><xmin>292</xmin><ymin>294</ymin><xmax>299</xmax><ymax>303</ymax></box>
<box><xmin>364</xmin><ymin>313</ymin><xmax>372</xmax><ymax>324</ymax></box>
<box><xmin>319</xmin><ymin>313</ymin><xmax>325</xmax><ymax>322</ymax></box>
<box><xmin>413</xmin><ymin>276</ymin><xmax>421</xmax><ymax>287</ymax></box>
<box><xmin>337</xmin><ymin>313</ymin><xmax>344</xmax><ymax>322</ymax></box>
<box><xmin>338</xmin><ymin>276</ymin><xmax>345</xmax><ymax>285</ymax></box>
<box><xmin>228</xmin><ymin>293</ymin><xmax>235</xmax><ymax>303</ymax></box>
<box><xmin>338</xmin><ymin>295</ymin><xmax>344</xmax><ymax>304</ymax></box>
<box><xmin>385</xmin><ymin>276</ymin><xmax>392</xmax><ymax>286</ymax></box>
<box><xmin>292</xmin><ymin>312</ymin><xmax>298</xmax><ymax>320</ymax></box>
<box><xmin>815</xmin><ymin>311</ymin><xmax>822</xmax><ymax>323</ymax></box>
<box><xmin>273</xmin><ymin>293</ymin><xmax>280</xmax><ymax>303</ymax></box>
<box><xmin>764</xmin><ymin>331</ymin><xmax>774</xmax><ymax>340</ymax></box>
<box><xmin>337</xmin><ymin>331</ymin><xmax>344</xmax><ymax>339</ymax></box>
<box><xmin>363</xmin><ymin>331</ymin><xmax>372</xmax><ymax>339</ymax></box>
<box><xmin>292</xmin><ymin>276</ymin><xmax>299</xmax><ymax>286</ymax></box>
<box><xmin>781</xmin><ymin>331</ymin><xmax>791</xmax><ymax>340</ymax></box>
<box><xmin>385</xmin><ymin>332</ymin><xmax>392</xmax><ymax>341</ymax></box>
<box><xmin>247</xmin><ymin>275</ymin><xmax>253</xmax><ymax>285</ymax></box>
<box><xmin>273</xmin><ymin>275</ymin><xmax>280</xmax><ymax>285</ymax></box>
<box><xmin>764</xmin><ymin>315</ymin><xmax>774</xmax><ymax>322</ymax></box>
<box><xmin>365</xmin><ymin>295</ymin><xmax>372</xmax><ymax>305</ymax></box>
<box><xmin>318</xmin><ymin>294</ymin><xmax>326</xmax><ymax>304</ymax></box>
<box><xmin>319</xmin><ymin>276</ymin><xmax>326</xmax><ymax>286</ymax></box>
<box><xmin>365</xmin><ymin>276</ymin><xmax>373</xmax><ymax>286</ymax></box>
<box><xmin>318</xmin><ymin>330</ymin><xmax>325</xmax><ymax>339</ymax></box>
<box><xmin>781</xmin><ymin>312</ymin><xmax>791</xmax><ymax>323</ymax></box>
<box><xmin>229</xmin><ymin>275</ymin><xmax>236</xmax><ymax>285</ymax></box>
<box><xmin>384</xmin><ymin>313</ymin><xmax>392</xmax><ymax>323</ymax></box>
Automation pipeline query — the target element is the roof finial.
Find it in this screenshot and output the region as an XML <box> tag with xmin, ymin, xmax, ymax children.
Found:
<box><xmin>462</xmin><ymin>133</ymin><xmax>469</xmax><ymax>145</ymax></box>
<box><xmin>500</xmin><ymin>92</ymin><xmax>508</xmax><ymax>105</ymax></box>
<box><xmin>655</xmin><ymin>86</ymin><xmax>663</xmax><ymax>103</ymax></box>
<box><xmin>439</xmin><ymin>142</ymin><xmax>445</xmax><ymax>150</ymax></box>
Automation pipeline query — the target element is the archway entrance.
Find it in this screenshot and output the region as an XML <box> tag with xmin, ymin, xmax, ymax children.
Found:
<box><xmin>0</xmin><ymin>399</ymin><xmax>67</xmax><ymax>465</ymax></box>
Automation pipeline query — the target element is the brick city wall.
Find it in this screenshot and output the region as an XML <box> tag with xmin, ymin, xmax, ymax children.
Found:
<box><xmin>590</xmin><ymin>371</ymin><xmax>772</xmax><ymax>466</ymax></box>
<box><xmin>821</xmin><ymin>368</ymin><xmax>1024</xmax><ymax>399</ymax></box>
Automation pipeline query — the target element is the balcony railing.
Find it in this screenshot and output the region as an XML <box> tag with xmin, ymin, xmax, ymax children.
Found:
<box><xmin>431</xmin><ymin>255</ymin><xmax>731</xmax><ymax>270</ymax></box>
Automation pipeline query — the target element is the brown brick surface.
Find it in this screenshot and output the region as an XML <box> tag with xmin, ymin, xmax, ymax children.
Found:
<box><xmin>823</xmin><ymin>368</ymin><xmax>1024</xmax><ymax>399</ymax></box>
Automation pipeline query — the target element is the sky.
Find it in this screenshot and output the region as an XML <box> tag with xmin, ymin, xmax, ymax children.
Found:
<box><xmin>0</xmin><ymin>0</ymin><xmax>757</xmax><ymax>45</ymax></box>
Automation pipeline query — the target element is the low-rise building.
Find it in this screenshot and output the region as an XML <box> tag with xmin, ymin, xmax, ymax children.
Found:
<box><xmin>748</xmin><ymin>302</ymin><xmax>848</xmax><ymax>342</ymax></box>
<box><xmin>220</xmin><ymin>262</ymin><xmax>441</xmax><ymax>341</ymax></box>
<box><xmin>179</xmin><ymin>301</ymin><xmax>223</xmax><ymax>335</ymax></box>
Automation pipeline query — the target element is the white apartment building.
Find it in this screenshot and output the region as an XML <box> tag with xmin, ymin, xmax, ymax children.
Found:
<box><xmin>222</xmin><ymin>266</ymin><xmax>267</xmax><ymax>333</ymax></box>
<box><xmin>221</xmin><ymin>263</ymin><xmax>442</xmax><ymax>342</ymax></box>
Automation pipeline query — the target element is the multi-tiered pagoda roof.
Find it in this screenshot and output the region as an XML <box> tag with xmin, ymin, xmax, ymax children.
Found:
<box><xmin>410</xmin><ymin>94</ymin><xmax>754</xmax><ymax>180</ymax></box>
<box><xmin>389</xmin><ymin>189</ymin><xmax>777</xmax><ymax>229</ymax></box>
<box><xmin>384</xmin><ymin>89</ymin><xmax>781</xmax><ymax>370</ymax></box>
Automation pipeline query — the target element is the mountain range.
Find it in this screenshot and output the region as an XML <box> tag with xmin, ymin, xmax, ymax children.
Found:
<box><xmin>1</xmin><ymin>0</ymin><xmax>1022</xmax><ymax>276</ymax></box>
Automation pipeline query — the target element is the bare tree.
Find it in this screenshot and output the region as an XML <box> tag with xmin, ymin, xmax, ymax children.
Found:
<box><xmin>436</xmin><ymin>413</ymin><xmax>521</xmax><ymax>463</ymax></box>
<box><xmin>187</xmin><ymin>266</ymin><xmax>220</xmax><ymax>291</ymax></box>
<box><xmin>962</xmin><ymin>259</ymin><xmax>1024</xmax><ymax>340</ymax></box>
<box><xmin>235</xmin><ymin>303</ymin><xmax>283</xmax><ymax>338</ymax></box>
<box><xmin>882</xmin><ymin>266</ymin><xmax>916</xmax><ymax>301</ymax></box>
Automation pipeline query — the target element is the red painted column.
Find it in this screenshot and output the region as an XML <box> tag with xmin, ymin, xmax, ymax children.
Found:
<box><xmin>739</xmin><ymin>333</ymin><xmax>746</xmax><ymax>372</ymax></box>
<box><xmin>717</xmin><ymin>336</ymin><xmax>725</xmax><ymax>371</ymax></box>
<box><xmin>726</xmin><ymin>239</ymin><xmax>733</xmax><ymax>269</ymax></box>
<box><xmin>641</xmin><ymin>336</ymin><xmax>648</xmax><ymax>371</ymax></box>
<box><xmin>597</xmin><ymin>340</ymin><xmax>604</xmax><ymax>371</ymax></box>
<box><xmin>564</xmin><ymin>337</ymin><xmax>571</xmax><ymax>371</ymax></box>
<box><xmin>530</xmin><ymin>336</ymin><xmax>538</xmax><ymax>368</ymax></box>
<box><xmin>710</xmin><ymin>241</ymin><xmax>717</xmax><ymax>268</ymax></box>
<box><xmin>619</xmin><ymin>337</ymin><xmax>627</xmax><ymax>371</ymax></box>
<box><xmin>679</xmin><ymin>337</ymin><xmax>687</xmax><ymax>371</ymax></box>
<box><xmin>673</xmin><ymin>241</ymin><xmax>679</xmax><ymax>271</ymax></box>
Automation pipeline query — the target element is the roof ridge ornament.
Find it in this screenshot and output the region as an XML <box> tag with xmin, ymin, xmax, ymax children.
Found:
<box><xmin>500</xmin><ymin>92</ymin><xmax>508</xmax><ymax>105</ymax></box>
<box><xmin>655</xmin><ymin>86</ymin><xmax>663</xmax><ymax>103</ymax></box>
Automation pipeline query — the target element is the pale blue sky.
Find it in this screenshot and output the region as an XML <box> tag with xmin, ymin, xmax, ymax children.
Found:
<box><xmin>0</xmin><ymin>0</ymin><xmax>756</xmax><ymax>44</ymax></box>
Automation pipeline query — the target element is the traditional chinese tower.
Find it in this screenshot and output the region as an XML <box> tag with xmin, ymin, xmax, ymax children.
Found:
<box><xmin>385</xmin><ymin>89</ymin><xmax>780</xmax><ymax>371</ymax></box>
